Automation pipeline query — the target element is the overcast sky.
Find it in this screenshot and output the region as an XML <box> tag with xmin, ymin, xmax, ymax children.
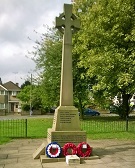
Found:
<box><xmin>0</xmin><ymin>0</ymin><xmax>72</xmax><ymax>86</ymax></box>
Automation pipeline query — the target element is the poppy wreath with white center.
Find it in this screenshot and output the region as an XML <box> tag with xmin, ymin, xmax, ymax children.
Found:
<box><xmin>77</xmin><ymin>142</ymin><xmax>92</xmax><ymax>157</ymax></box>
<box><xmin>46</xmin><ymin>142</ymin><xmax>61</xmax><ymax>158</ymax></box>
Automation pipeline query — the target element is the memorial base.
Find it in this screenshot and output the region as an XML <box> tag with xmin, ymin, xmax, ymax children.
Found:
<box><xmin>47</xmin><ymin>128</ymin><xmax>86</xmax><ymax>146</ymax></box>
<box><xmin>40</xmin><ymin>154</ymin><xmax>100</xmax><ymax>163</ymax></box>
<box><xmin>47</xmin><ymin>105</ymin><xmax>86</xmax><ymax>146</ymax></box>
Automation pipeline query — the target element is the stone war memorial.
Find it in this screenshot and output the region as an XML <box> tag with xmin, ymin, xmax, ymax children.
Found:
<box><xmin>33</xmin><ymin>4</ymin><xmax>98</xmax><ymax>164</ymax></box>
<box><xmin>47</xmin><ymin>3</ymin><xmax>86</xmax><ymax>146</ymax></box>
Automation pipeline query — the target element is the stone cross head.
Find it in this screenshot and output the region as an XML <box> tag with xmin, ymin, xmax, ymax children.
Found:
<box><xmin>55</xmin><ymin>4</ymin><xmax>80</xmax><ymax>34</ymax></box>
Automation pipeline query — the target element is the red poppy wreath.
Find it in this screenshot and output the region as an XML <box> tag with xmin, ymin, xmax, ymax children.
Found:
<box><xmin>77</xmin><ymin>142</ymin><xmax>92</xmax><ymax>157</ymax></box>
<box><xmin>63</xmin><ymin>143</ymin><xmax>77</xmax><ymax>156</ymax></box>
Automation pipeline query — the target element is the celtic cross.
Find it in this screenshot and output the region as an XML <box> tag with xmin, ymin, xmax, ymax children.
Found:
<box><xmin>56</xmin><ymin>4</ymin><xmax>80</xmax><ymax>106</ymax></box>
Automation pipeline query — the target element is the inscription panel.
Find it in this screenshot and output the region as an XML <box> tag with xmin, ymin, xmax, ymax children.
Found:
<box><xmin>51</xmin><ymin>134</ymin><xmax>86</xmax><ymax>145</ymax></box>
<box><xmin>47</xmin><ymin>129</ymin><xmax>87</xmax><ymax>146</ymax></box>
<box><xmin>59</xmin><ymin>111</ymin><xmax>76</xmax><ymax>124</ymax></box>
<box><xmin>52</xmin><ymin>135</ymin><xmax>86</xmax><ymax>142</ymax></box>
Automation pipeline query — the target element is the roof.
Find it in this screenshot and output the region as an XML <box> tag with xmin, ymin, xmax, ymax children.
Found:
<box><xmin>0</xmin><ymin>85</ymin><xmax>7</xmax><ymax>91</ymax></box>
<box><xmin>3</xmin><ymin>81</ymin><xmax>21</xmax><ymax>91</ymax></box>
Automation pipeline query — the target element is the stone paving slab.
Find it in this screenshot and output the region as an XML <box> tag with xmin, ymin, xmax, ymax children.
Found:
<box><xmin>0</xmin><ymin>154</ymin><xmax>8</xmax><ymax>159</ymax></box>
<box><xmin>0</xmin><ymin>165</ymin><xmax>4</xmax><ymax>168</ymax></box>
<box><xmin>0</xmin><ymin>158</ymin><xmax>18</xmax><ymax>165</ymax></box>
<box><xmin>4</xmin><ymin>162</ymin><xmax>42</xmax><ymax>168</ymax></box>
<box><xmin>8</xmin><ymin>153</ymin><xmax>30</xmax><ymax>159</ymax></box>
<box><xmin>0</xmin><ymin>138</ymin><xmax>135</xmax><ymax>168</ymax></box>
<box><xmin>42</xmin><ymin>160</ymin><xmax>109</xmax><ymax>168</ymax></box>
<box><xmin>40</xmin><ymin>154</ymin><xmax>99</xmax><ymax>163</ymax></box>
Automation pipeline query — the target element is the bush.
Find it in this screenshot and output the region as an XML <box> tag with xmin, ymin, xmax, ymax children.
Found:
<box><xmin>109</xmin><ymin>105</ymin><xmax>132</xmax><ymax>119</ymax></box>
<box><xmin>22</xmin><ymin>104</ymin><xmax>30</xmax><ymax>111</ymax></box>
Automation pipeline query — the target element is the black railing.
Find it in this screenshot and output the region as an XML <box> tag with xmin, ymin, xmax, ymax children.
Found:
<box><xmin>0</xmin><ymin>119</ymin><xmax>27</xmax><ymax>138</ymax></box>
<box><xmin>0</xmin><ymin>117</ymin><xmax>135</xmax><ymax>138</ymax></box>
<box><xmin>81</xmin><ymin>118</ymin><xmax>135</xmax><ymax>133</ymax></box>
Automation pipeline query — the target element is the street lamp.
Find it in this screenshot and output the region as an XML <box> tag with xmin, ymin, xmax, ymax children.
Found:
<box><xmin>30</xmin><ymin>73</ymin><xmax>33</xmax><ymax>116</ymax></box>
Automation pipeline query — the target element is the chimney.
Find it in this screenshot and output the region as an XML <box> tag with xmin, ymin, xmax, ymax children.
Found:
<box><xmin>0</xmin><ymin>78</ymin><xmax>2</xmax><ymax>84</ymax></box>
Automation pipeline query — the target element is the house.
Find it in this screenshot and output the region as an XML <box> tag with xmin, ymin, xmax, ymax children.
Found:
<box><xmin>0</xmin><ymin>79</ymin><xmax>21</xmax><ymax>115</ymax></box>
<box><xmin>112</xmin><ymin>94</ymin><xmax>135</xmax><ymax>106</ymax></box>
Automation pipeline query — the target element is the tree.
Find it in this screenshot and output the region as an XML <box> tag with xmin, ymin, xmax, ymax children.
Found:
<box><xmin>21</xmin><ymin>80</ymin><xmax>31</xmax><ymax>89</ymax></box>
<box><xmin>30</xmin><ymin>26</ymin><xmax>92</xmax><ymax>116</ymax></box>
<box><xmin>32</xmin><ymin>27</ymin><xmax>62</xmax><ymax>108</ymax></box>
<box><xmin>17</xmin><ymin>85</ymin><xmax>31</xmax><ymax>103</ymax></box>
<box><xmin>72</xmin><ymin>49</ymin><xmax>96</xmax><ymax>118</ymax></box>
<box><xmin>73</xmin><ymin>0</ymin><xmax>135</xmax><ymax>118</ymax></box>
<box><xmin>17</xmin><ymin>84</ymin><xmax>42</xmax><ymax>111</ymax></box>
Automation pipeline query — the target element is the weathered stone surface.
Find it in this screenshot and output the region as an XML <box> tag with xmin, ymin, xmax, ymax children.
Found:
<box><xmin>0</xmin><ymin>165</ymin><xmax>5</xmax><ymax>168</ymax></box>
<box><xmin>47</xmin><ymin>129</ymin><xmax>86</xmax><ymax>146</ymax></box>
<box><xmin>4</xmin><ymin>162</ymin><xmax>42</xmax><ymax>168</ymax></box>
<box><xmin>52</xmin><ymin>106</ymin><xmax>80</xmax><ymax>131</ymax></box>
<box><xmin>0</xmin><ymin>154</ymin><xmax>8</xmax><ymax>159</ymax></box>
<box><xmin>33</xmin><ymin>142</ymin><xmax>46</xmax><ymax>159</ymax></box>
<box><xmin>47</xmin><ymin>3</ymin><xmax>86</xmax><ymax>149</ymax></box>
<box><xmin>0</xmin><ymin>158</ymin><xmax>18</xmax><ymax>165</ymax></box>
<box><xmin>66</xmin><ymin>155</ymin><xmax>80</xmax><ymax>165</ymax></box>
<box><xmin>0</xmin><ymin>138</ymin><xmax>135</xmax><ymax>167</ymax></box>
<box><xmin>55</xmin><ymin>4</ymin><xmax>80</xmax><ymax>106</ymax></box>
<box><xmin>40</xmin><ymin>155</ymin><xmax>66</xmax><ymax>163</ymax></box>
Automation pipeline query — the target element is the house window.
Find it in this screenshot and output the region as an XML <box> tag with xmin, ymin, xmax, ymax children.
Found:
<box><xmin>0</xmin><ymin>103</ymin><xmax>5</xmax><ymax>109</ymax></box>
<box><xmin>0</xmin><ymin>91</ymin><xmax>4</xmax><ymax>95</ymax></box>
<box><xmin>12</xmin><ymin>91</ymin><xmax>17</xmax><ymax>96</ymax></box>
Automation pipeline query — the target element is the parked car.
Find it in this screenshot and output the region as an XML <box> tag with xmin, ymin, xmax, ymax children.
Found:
<box><xmin>109</xmin><ymin>104</ymin><xmax>134</xmax><ymax>116</ymax></box>
<box><xmin>83</xmin><ymin>108</ymin><xmax>100</xmax><ymax>116</ymax></box>
<box><xmin>109</xmin><ymin>105</ymin><xmax>120</xmax><ymax>113</ymax></box>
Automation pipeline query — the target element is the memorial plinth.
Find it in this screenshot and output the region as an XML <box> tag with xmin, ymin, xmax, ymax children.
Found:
<box><xmin>47</xmin><ymin>4</ymin><xmax>86</xmax><ymax>146</ymax></box>
<box><xmin>47</xmin><ymin>106</ymin><xmax>86</xmax><ymax>146</ymax></box>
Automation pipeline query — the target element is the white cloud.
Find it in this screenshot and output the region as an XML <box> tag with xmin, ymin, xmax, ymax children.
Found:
<box><xmin>0</xmin><ymin>0</ymin><xmax>72</xmax><ymax>86</ymax></box>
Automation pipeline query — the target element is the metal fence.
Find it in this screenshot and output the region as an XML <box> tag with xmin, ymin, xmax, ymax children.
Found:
<box><xmin>0</xmin><ymin>119</ymin><xmax>27</xmax><ymax>138</ymax></box>
<box><xmin>81</xmin><ymin>118</ymin><xmax>135</xmax><ymax>133</ymax></box>
<box><xmin>0</xmin><ymin>117</ymin><xmax>135</xmax><ymax>138</ymax></box>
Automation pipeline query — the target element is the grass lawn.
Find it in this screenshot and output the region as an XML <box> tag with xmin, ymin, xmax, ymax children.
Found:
<box><xmin>87</xmin><ymin>132</ymin><xmax>135</xmax><ymax>140</ymax></box>
<box><xmin>0</xmin><ymin>117</ymin><xmax>135</xmax><ymax>145</ymax></box>
<box><xmin>27</xmin><ymin>118</ymin><xmax>52</xmax><ymax>137</ymax></box>
<box><xmin>0</xmin><ymin>137</ymin><xmax>12</xmax><ymax>145</ymax></box>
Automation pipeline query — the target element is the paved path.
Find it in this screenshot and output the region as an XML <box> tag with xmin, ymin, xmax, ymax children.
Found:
<box><xmin>0</xmin><ymin>114</ymin><xmax>54</xmax><ymax>120</ymax></box>
<box><xmin>0</xmin><ymin>139</ymin><xmax>135</xmax><ymax>168</ymax></box>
